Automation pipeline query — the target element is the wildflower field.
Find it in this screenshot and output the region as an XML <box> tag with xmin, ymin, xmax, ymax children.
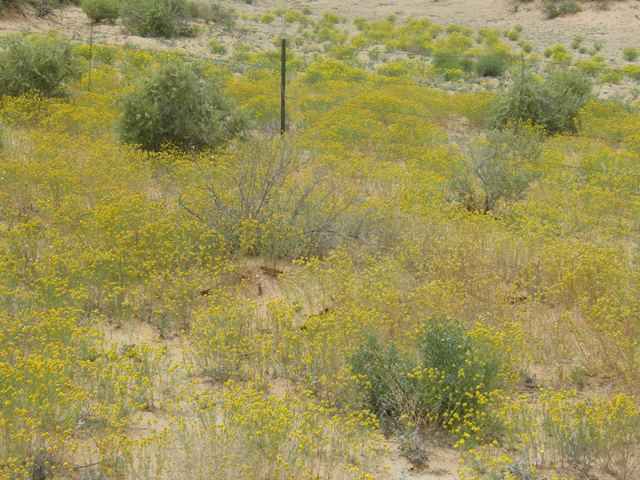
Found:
<box><xmin>1</xmin><ymin>4</ymin><xmax>640</xmax><ymax>480</ymax></box>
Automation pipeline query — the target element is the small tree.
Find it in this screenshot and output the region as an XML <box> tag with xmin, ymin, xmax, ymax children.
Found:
<box><xmin>117</xmin><ymin>61</ymin><xmax>247</xmax><ymax>151</ymax></box>
<box><xmin>81</xmin><ymin>0</ymin><xmax>121</xmax><ymax>23</ymax></box>
<box><xmin>0</xmin><ymin>33</ymin><xmax>82</xmax><ymax>98</ymax></box>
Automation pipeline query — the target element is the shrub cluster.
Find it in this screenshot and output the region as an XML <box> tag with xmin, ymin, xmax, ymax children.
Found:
<box><xmin>117</xmin><ymin>61</ymin><xmax>247</xmax><ymax>151</ymax></box>
<box><xmin>186</xmin><ymin>0</ymin><xmax>235</xmax><ymax>28</ymax></box>
<box><xmin>488</xmin><ymin>67</ymin><xmax>594</xmax><ymax>133</ymax></box>
<box><xmin>120</xmin><ymin>0</ymin><xmax>192</xmax><ymax>38</ymax></box>
<box><xmin>348</xmin><ymin>315</ymin><xmax>506</xmax><ymax>432</ymax></box>
<box><xmin>0</xmin><ymin>33</ymin><xmax>82</xmax><ymax>98</ymax></box>
<box><xmin>448</xmin><ymin>126</ymin><xmax>545</xmax><ymax>214</ymax></box>
<box><xmin>542</xmin><ymin>0</ymin><xmax>583</xmax><ymax>19</ymax></box>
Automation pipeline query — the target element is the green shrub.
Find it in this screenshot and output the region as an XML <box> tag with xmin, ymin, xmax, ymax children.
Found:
<box><xmin>432</xmin><ymin>52</ymin><xmax>458</xmax><ymax>71</ymax></box>
<box><xmin>322</xmin><ymin>11</ymin><xmax>339</xmax><ymax>24</ymax></box>
<box><xmin>458</xmin><ymin>56</ymin><xmax>475</xmax><ymax>72</ymax></box>
<box><xmin>186</xmin><ymin>1</ymin><xmax>234</xmax><ymax>26</ymax></box>
<box><xmin>514</xmin><ymin>24</ymin><xmax>524</xmax><ymax>33</ymax></box>
<box><xmin>623</xmin><ymin>47</ymin><xmax>640</xmax><ymax>62</ymax></box>
<box><xmin>571</xmin><ymin>35</ymin><xmax>583</xmax><ymax>49</ymax></box>
<box><xmin>521</xmin><ymin>42</ymin><xmax>534</xmax><ymax>54</ymax></box>
<box><xmin>208</xmin><ymin>39</ymin><xmax>227</xmax><ymax>55</ymax></box>
<box><xmin>0</xmin><ymin>121</ymin><xmax>6</xmax><ymax>151</ymax></box>
<box><xmin>542</xmin><ymin>0</ymin><xmax>582</xmax><ymax>19</ymax></box>
<box><xmin>0</xmin><ymin>33</ymin><xmax>82</xmax><ymax>98</ymax></box>
<box><xmin>448</xmin><ymin>127</ymin><xmax>545</xmax><ymax>213</ymax></box>
<box><xmin>81</xmin><ymin>0</ymin><xmax>120</xmax><ymax>23</ymax></box>
<box><xmin>121</xmin><ymin>0</ymin><xmax>190</xmax><ymax>38</ymax></box>
<box><xmin>475</xmin><ymin>55</ymin><xmax>507</xmax><ymax>77</ymax></box>
<box><xmin>488</xmin><ymin>68</ymin><xmax>593</xmax><ymax>134</ymax></box>
<box><xmin>117</xmin><ymin>61</ymin><xmax>248</xmax><ymax>151</ymax></box>
<box><xmin>260</xmin><ymin>13</ymin><xmax>275</xmax><ymax>24</ymax></box>
<box><xmin>348</xmin><ymin>315</ymin><xmax>506</xmax><ymax>431</ymax></box>
<box><xmin>507</xmin><ymin>30</ymin><xmax>520</xmax><ymax>41</ymax></box>
<box><xmin>301</xmin><ymin>7</ymin><xmax>312</xmax><ymax>15</ymax></box>
<box><xmin>578</xmin><ymin>46</ymin><xmax>588</xmax><ymax>54</ymax></box>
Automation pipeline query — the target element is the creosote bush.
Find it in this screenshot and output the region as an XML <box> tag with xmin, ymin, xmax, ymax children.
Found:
<box><xmin>475</xmin><ymin>55</ymin><xmax>507</xmax><ymax>77</ymax></box>
<box><xmin>348</xmin><ymin>315</ymin><xmax>506</xmax><ymax>433</ymax></box>
<box><xmin>542</xmin><ymin>0</ymin><xmax>582</xmax><ymax>19</ymax></box>
<box><xmin>121</xmin><ymin>0</ymin><xmax>191</xmax><ymax>38</ymax></box>
<box><xmin>623</xmin><ymin>46</ymin><xmax>640</xmax><ymax>62</ymax></box>
<box><xmin>186</xmin><ymin>0</ymin><xmax>235</xmax><ymax>27</ymax></box>
<box><xmin>0</xmin><ymin>32</ymin><xmax>82</xmax><ymax>98</ymax></box>
<box><xmin>448</xmin><ymin>125</ymin><xmax>545</xmax><ymax>214</ymax></box>
<box><xmin>117</xmin><ymin>60</ymin><xmax>247</xmax><ymax>151</ymax></box>
<box><xmin>488</xmin><ymin>67</ymin><xmax>594</xmax><ymax>133</ymax></box>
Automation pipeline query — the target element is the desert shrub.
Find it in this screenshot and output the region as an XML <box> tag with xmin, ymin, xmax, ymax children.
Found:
<box><xmin>208</xmin><ymin>39</ymin><xmax>227</xmax><ymax>55</ymax></box>
<box><xmin>475</xmin><ymin>56</ymin><xmax>507</xmax><ymax>77</ymax></box>
<box><xmin>622</xmin><ymin>46</ymin><xmax>639</xmax><ymax>62</ymax></box>
<box><xmin>599</xmin><ymin>69</ymin><xmax>623</xmax><ymax>84</ymax></box>
<box><xmin>488</xmin><ymin>68</ymin><xmax>593</xmax><ymax>134</ymax></box>
<box><xmin>571</xmin><ymin>35</ymin><xmax>583</xmax><ymax>49</ymax></box>
<box><xmin>120</xmin><ymin>0</ymin><xmax>190</xmax><ymax>38</ymax></box>
<box><xmin>260</xmin><ymin>13</ymin><xmax>274</xmax><ymax>24</ymax></box>
<box><xmin>348</xmin><ymin>315</ymin><xmax>506</xmax><ymax>431</ymax></box>
<box><xmin>301</xmin><ymin>6</ymin><xmax>312</xmax><ymax>15</ymax></box>
<box><xmin>81</xmin><ymin>0</ymin><xmax>120</xmax><ymax>23</ymax></box>
<box><xmin>186</xmin><ymin>1</ymin><xmax>234</xmax><ymax>26</ymax></box>
<box><xmin>0</xmin><ymin>33</ymin><xmax>82</xmax><ymax>98</ymax></box>
<box><xmin>117</xmin><ymin>61</ymin><xmax>247</xmax><ymax>151</ymax></box>
<box><xmin>519</xmin><ymin>41</ymin><xmax>534</xmax><ymax>53</ymax></box>
<box><xmin>475</xmin><ymin>55</ymin><xmax>507</xmax><ymax>77</ymax></box>
<box><xmin>542</xmin><ymin>0</ymin><xmax>582</xmax><ymax>18</ymax></box>
<box><xmin>0</xmin><ymin>121</ymin><xmax>5</xmax><ymax>150</ymax></box>
<box><xmin>447</xmin><ymin>126</ymin><xmax>545</xmax><ymax>213</ymax></box>
<box><xmin>507</xmin><ymin>30</ymin><xmax>520</xmax><ymax>41</ymax></box>
<box><xmin>458</xmin><ymin>56</ymin><xmax>475</xmax><ymax>72</ymax></box>
<box><xmin>432</xmin><ymin>52</ymin><xmax>459</xmax><ymax>71</ymax></box>
<box><xmin>177</xmin><ymin>137</ymin><xmax>389</xmax><ymax>259</ymax></box>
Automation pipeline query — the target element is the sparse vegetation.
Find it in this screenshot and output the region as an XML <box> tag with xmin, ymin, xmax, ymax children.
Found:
<box><xmin>1</xmin><ymin>5</ymin><xmax>640</xmax><ymax>480</ymax></box>
<box><xmin>623</xmin><ymin>46</ymin><xmax>640</xmax><ymax>62</ymax></box>
<box><xmin>186</xmin><ymin>0</ymin><xmax>235</xmax><ymax>27</ymax></box>
<box><xmin>542</xmin><ymin>0</ymin><xmax>583</xmax><ymax>19</ymax></box>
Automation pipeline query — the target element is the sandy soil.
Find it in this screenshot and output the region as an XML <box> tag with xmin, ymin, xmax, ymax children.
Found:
<box><xmin>1</xmin><ymin>0</ymin><xmax>638</xmax><ymax>64</ymax></box>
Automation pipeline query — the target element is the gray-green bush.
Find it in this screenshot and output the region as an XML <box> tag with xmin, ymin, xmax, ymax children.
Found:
<box><xmin>81</xmin><ymin>0</ymin><xmax>121</xmax><ymax>23</ymax></box>
<box><xmin>488</xmin><ymin>67</ymin><xmax>593</xmax><ymax>134</ymax></box>
<box><xmin>177</xmin><ymin>137</ymin><xmax>390</xmax><ymax>260</ymax></box>
<box><xmin>117</xmin><ymin>61</ymin><xmax>247</xmax><ymax>151</ymax></box>
<box><xmin>186</xmin><ymin>0</ymin><xmax>235</xmax><ymax>28</ymax></box>
<box><xmin>448</xmin><ymin>127</ymin><xmax>545</xmax><ymax>214</ymax></box>
<box><xmin>0</xmin><ymin>33</ymin><xmax>82</xmax><ymax>98</ymax></box>
<box><xmin>0</xmin><ymin>121</ymin><xmax>6</xmax><ymax>150</ymax></box>
<box><xmin>120</xmin><ymin>0</ymin><xmax>190</xmax><ymax>38</ymax></box>
<box><xmin>475</xmin><ymin>55</ymin><xmax>507</xmax><ymax>77</ymax></box>
<box><xmin>542</xmin><ymin>0</ymin><xmax>582</xmax><ymax>19</ymax></box>
<box><xmin>348</xmin><ymin>315</ymin><xmax>506</xmax><ymax>432</ymax></box>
